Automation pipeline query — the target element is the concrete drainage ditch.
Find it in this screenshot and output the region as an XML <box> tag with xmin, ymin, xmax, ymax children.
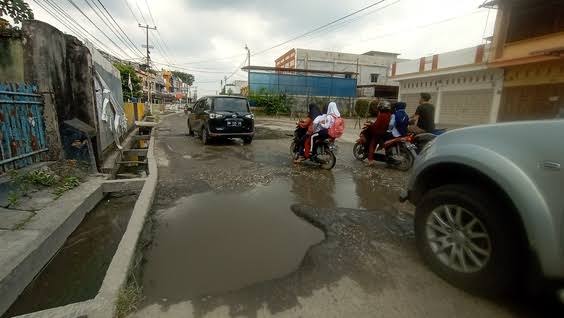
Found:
<box><xmin>1</xmin><ymin>123</ymin><xmax>158</xmax><ymax>318</ymax></box>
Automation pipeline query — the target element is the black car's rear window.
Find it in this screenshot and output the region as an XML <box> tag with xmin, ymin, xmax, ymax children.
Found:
<box><xmin>213</xmin><ymin>98</ymin><xmax>249</xmax><ymax>113</ymax></box>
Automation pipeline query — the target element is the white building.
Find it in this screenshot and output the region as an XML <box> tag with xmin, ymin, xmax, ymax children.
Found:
<box><xmin>275</xmin><ymin>48</ymin><xmax>401</xmax><ymax>98</ymax></box>
<box><xmin>391</xmin><ymin>44</ymin><xmax>504</xmax><ymax>126</ymax></box>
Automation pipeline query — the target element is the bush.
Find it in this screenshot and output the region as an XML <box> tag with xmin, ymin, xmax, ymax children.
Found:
<box><xmin>355</xmin><ymin>99</ymin><xmax>370</xmax><ymax>117</ymax></box>
<box><xmin>249</xmin><ymin>89</ymin><xmax>292</xmax><ymax>115</ymax></box>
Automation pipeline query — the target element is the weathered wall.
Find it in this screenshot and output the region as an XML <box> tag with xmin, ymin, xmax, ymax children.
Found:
<box><xmin>22</xmin><ymin>20</ymin><xmax>98</xmax><ymax>162</ymax></box>
<box><xmin>0</xmin><ymin>36</ymin><xmax>24</xmax><ymax>82</ymax></box>
<box><xmin>85</xmin><ymin>41</ymin><xmax>126</xmax><ymax>155</ymax></box>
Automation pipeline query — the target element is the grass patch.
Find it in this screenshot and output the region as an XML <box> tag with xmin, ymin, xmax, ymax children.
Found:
<box><xmin>5</xmin><ymin>160</ymin><xmax>88</xmax><ymax>207</ymax></box>
<box><xmin>53</xmin><ymin>176</ymin><xmax>81</xmax><ymax>198</ymax></box>
<box><xmin>115</xmin><ymin>277</ymin><xmax>143</xmax><ymax>318</ymax></box>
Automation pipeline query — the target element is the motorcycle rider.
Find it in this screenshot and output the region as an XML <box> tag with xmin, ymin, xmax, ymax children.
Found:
<box><xmin>294</xmin><ymin>103</ymin><xmax>322</xmax><ymax>163</ymax></box>
<box><xmin>389</xmin><ymin>102</ymin><xmax>409</xmax><ymax>137</ymax></box>
<box><xmin>408</xmin><ymin>92</ymin><xmax>435</xmax><ymax>134</ymax></box>
<box><xmin>367</xmin><ymin>101</ymin><xmax>392</xmax><ymax>166</ymax></box>
<box><xmin>305</xmin><ymin>102</ymin><xmax>340</xmax><ymax>159</ymax></box>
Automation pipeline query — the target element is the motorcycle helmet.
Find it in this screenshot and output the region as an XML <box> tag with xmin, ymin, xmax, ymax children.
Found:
<box><xmin>378</xmin><ymin>100</ymin><xmax>392</xmax><ymax>111</ymax></box>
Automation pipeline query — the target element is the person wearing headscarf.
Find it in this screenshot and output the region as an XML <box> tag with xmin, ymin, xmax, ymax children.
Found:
<box><xmin>305</xmin><ymin>102</ymin><xmax>340</xmax><ymax>159</ymax></box>
<box><xmin>294</xmin><ymin>103</ymin><xmax>322</xmax><ymax>162</ymax></box>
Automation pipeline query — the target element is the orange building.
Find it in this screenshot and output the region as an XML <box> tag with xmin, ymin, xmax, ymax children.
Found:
<box><xmin>487</xmin><ymin>0</ymin><xmax>564</xmax><ymax>121</ymax></box>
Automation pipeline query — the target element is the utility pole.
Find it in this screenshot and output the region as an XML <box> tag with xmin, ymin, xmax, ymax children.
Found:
<box><xmin>245</xmin><ymin>44</ymin><xmax>250</xmax><ymax>96</ymax></box>
<box><xmin>139</xmin><ymin>24</ymin><xmax>157</xmax><ymax>113</ymax></box>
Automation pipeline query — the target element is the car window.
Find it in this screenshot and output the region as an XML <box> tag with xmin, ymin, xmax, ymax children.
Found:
<box><xmin>213</xmin><ymin>98</ymin><xmax>249</xmax><ymax>113</ymax></box>
<box><xmin>203</xmin><ymin>98</ymin><xmax>211</xmax><ymax>111</ymax></box>
<box><xmin>193</xmin><ymin>100</ymin><xmax>202</xmax><ymax>113</ymax></box>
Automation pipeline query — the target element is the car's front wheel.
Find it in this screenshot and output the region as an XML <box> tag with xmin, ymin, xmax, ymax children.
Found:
<box><xmin>201</xmin><ymin>127</ymin><xmax>210</xmax><ymax>145</ymax></box>
<box><xmin>187</xmin><ymin>119</ymin><xmax>194</xmax><ymax>136</ymax></box>
<box><xmin>415</xmin><ymin>184</ymin><xmax>522</xmax><ymax>296</ymax></box>
<box><xmin>243</xmin><ymin>137</ymin><xmax>253</xmax><ymax>145</ymax></box>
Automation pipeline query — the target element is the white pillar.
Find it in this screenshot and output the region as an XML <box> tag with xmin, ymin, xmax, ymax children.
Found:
<box><xmin>434</xmin><ymin>85</ymin><xmax>442</xmax><ymax>124</ymax></box>
<box><xmin>489</xmin><ymin>71</ymin><xmax>504</xmax><ymax>123</ymax></box>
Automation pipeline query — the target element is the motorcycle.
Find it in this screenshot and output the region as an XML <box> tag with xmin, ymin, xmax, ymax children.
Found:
<box><xmin>291</xmin><ymin>127</ymin><xmax>337</xmax><ymax>170</ymax></box>
<box><xmin>353</xmin><ymin>127</ymin><xmax>416</xmax><ymax>171</ymax></box>
<box><xmin>411</xmin><ymin>129</ymin><xmax>447</xmax><ymax>154</ymax></box>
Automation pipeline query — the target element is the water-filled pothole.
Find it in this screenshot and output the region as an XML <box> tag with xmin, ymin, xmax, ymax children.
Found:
<box><xmin>142</xmin><ymin>181</ymin><xmax>325</xmax><ymax>302</ymax></box>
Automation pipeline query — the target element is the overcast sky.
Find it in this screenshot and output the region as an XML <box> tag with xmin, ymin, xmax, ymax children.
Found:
<box><xmin>28</xmin><ymin>0</ymin><xmax>496</xmax><ymax>95</ymax></box>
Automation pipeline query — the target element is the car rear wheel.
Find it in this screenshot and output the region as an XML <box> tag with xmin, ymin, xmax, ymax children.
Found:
<box><xmin>415</xmin><ymin>184</ymin><xmax>521</xmax><ymax>296</ymax></box>
<box><xmin>243</xmin><ymin>137</ymin><xmax>253</xmax><ymax>144</ymax></box>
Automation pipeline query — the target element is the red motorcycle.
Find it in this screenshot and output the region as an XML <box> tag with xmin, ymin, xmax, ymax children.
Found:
<box><xmin>353</xmin><ymin>127</ymin><xmax>417</xmax><ymax>171</ymax></box>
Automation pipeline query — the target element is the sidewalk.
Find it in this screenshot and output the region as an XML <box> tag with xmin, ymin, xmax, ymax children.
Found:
<box><xmin>256</xmin><ymin>116</ymin><xmax>365</xmax><ymax>144</ymax></box>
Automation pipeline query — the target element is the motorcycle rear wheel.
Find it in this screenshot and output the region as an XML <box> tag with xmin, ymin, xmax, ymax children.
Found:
<box><xmin>393</xmin><ymin>145</ymin><xmax>414</xmax><ymax>171</ymax></box>
<box><xmin>317</xmin><ymin>145</ymin><xmax>336</xmax><ymax>170</ymax></box>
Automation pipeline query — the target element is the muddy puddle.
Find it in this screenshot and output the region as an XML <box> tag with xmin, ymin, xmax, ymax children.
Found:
<box><xmin>142</xmin><ymin>181</ymin><xmax>325</xmax><ymax>302</ymax></box>
<box><xmin>3</xmin><ymin>193</ymin><xmax>138</xmax><ymax>318</ymax></box>
<box><xmin>142</xmin><ymin>168</ymin><xmax>402</xmax><ymax>304</ymax></box>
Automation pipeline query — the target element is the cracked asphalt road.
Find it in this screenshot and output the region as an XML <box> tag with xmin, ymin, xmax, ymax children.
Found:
<box><xmin>133</xmin><ymin>113</ymin><xmax>549</xmax><ymax>318</ymax></box>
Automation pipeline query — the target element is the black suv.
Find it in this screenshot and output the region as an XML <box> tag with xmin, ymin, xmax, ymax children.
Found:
<box><xmin>187</xmin><ymin>96</ymin><xmax>255</xmax><ymax>144</ymax></box>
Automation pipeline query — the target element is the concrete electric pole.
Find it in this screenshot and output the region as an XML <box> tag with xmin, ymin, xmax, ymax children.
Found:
<box><xmin>139</xmin><ymin>24</ymin><xmax>157</xmax><ymax>113</ymax></box>
<box><xmin>245</xmin><ymin>44</ymin><xmax>250</xmax><ymax>95</ymax></box>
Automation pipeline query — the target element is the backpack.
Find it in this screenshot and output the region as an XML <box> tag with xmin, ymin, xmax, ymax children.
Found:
<box><xmin>328</xmin><ymin>115</ymin><xmax>345</xmax><ymax>139</ymax></box>
<box><xmin>394</xmin><ymin>109</ymin><xmax>409</xmax><ymax>136</ymax></box>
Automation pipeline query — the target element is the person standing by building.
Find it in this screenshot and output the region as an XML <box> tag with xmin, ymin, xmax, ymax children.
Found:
<box><xmin>408</xmin><ymin>93</ymin><xmax>435</xmax><ymax>134</ymax></box>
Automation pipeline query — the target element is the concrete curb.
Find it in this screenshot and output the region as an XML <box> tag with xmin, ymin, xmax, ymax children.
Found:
<box><xmin>10</xmin><ymin>127</ymin><xmax>158</xmax><ymax>318</ymax></box>
<box><xmin>94</xmin><ymin>127</ymin><xmax>158</xmax><ymax>317</ymax></box>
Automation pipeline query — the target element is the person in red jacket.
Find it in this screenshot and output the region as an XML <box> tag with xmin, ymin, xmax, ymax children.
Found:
<box><xmin>367</xmin><ymin>101</ymin><xmax>392</xmax><ymax>166</ymax></box>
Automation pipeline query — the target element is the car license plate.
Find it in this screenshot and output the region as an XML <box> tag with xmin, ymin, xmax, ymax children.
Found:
<box><xmin>227</xmin><ymin>121</ymin><xmax>241</xmax><ymax>127</ymax></box>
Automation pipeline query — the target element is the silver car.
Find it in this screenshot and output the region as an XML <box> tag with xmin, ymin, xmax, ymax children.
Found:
<box><xmin>400</xmin><ymin>119</ymin><xmax>564</xmax><ymax>295</ymax></box>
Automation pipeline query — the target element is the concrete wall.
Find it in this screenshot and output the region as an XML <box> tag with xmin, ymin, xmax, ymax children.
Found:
<box><xmin>22</xmin><ymin>20</ymin><xmax>99</xmax><ymax>162</ymax></box>
<box><xmin>397</xmin><ymin>69</ymin><xmax>504</xmax><ymax>126</ymax></box>
<box><xmin>294</xmin><ymin>49</ymin><xmax>398</xmax><ymax>86</ymax></box>
<box><xmin>395</xmin><ymin>59</ymin><xmax>420</xmax><ymax>76</ymax></box>
<box><xmin>0</xmin><ymin>36</ymin><xmax>24</xmax><ymax>82</ymax></box>
<box><xmin>438</xmin><ymin>47</ymin><xmax>477</xmax><ymax>69</ymax></box>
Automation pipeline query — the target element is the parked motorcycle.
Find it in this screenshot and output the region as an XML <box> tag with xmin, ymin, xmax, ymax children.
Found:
<box><xmin>291</xmin><ymin>128</ymin><xmax>337</xmax><ymax>170</ymax></box>
<box><xmin>353</xmin><ymin>128</ymin><xmax>416</xmax><ymax>171</ymax></box>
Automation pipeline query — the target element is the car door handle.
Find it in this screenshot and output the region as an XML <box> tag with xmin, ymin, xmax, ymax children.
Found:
<box><xmin>540</xmin><ymin>161</ymin><xmax>561</xmax><ymax>171</ymax></box>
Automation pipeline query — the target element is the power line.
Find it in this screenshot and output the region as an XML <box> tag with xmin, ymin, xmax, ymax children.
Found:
<box><xmin>65</xmin><ymin>0</ymin><xmax>135</xmax><ymax>59</ymax></box>
<box><xmin>298</xmin><ymin>0</ymin><xmax>401</xmax><ymax>46</ymax></box>
<box><xmin>151</xmin><ymin>60</ymin><xmax>241</xmax><ymax>74</ymax></box>
<box><xmin>225</xmin><ymin>57</ymin><xmax>248</xmax><ymax>82</ymax></box>
<box><xmin>143</xmin><ymin>0</ymin><xmax>156</xmax><ymax>26</ymax></box>
<box><xmin>35</xmin><ymin>0</ymin><xmax>124</xmax><ymax>59</ymax></box>
<box><xmin>96</xmin><ymin>0</ymin><xmax>145</xmax><ymax>56</ymax></box>
<box><xmin>134</xmin><ymin>0</ymin><xmax>148</xmax><ymax>24</ymax></box>
<box><xmin>83</xmin><ymin>0</ymin><xmax>142</xmax><ymax>58</ymax></box>
<box><xmin>252</xmin><ymin>0</ymin><xmax>388</xmax><ymax>56</ymax></box>
<box><xmin>142</xmin><ymin>0</ymin><xmax>176</xmax><ymax>64</ymax></box>
<box><xmin>123</xmin><ymin>0</ymin><xmax>141</xmax><ymax>24</ymax></box>
<box><xmin>361</xmin><ymin>9</ymin><xmax>485</xmax><ymax>43</ymax></box>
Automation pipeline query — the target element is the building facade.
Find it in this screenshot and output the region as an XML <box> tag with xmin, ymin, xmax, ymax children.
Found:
<box><xmin>392</xmin><ymin>44</ymin><xmax>504</xmax><ymax>126</ymax></box>
<box><xmin>275</xmin><ymin>48</ymin><xmax>401</xmax><ymax>98</ymax></box>
<box><xmin>486</xmin><ymin>0</ymin><xmax>564</xmax><ymax>121</ymax></box>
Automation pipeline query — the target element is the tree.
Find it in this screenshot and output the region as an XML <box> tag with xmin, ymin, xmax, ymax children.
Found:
<box><xmin>0</xmin><ymin>0</ymin><xmax>34</xmax><ymax>24</ymax></box>
<box><xmin>171</xmin><ymin>71</ymin><xmax>194</xmax><ymax>86</ymax></box>
<box><xmin>113</xmin><ymin>62</ymin><xmax>142</xmax><ymax>102</ymax></box>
